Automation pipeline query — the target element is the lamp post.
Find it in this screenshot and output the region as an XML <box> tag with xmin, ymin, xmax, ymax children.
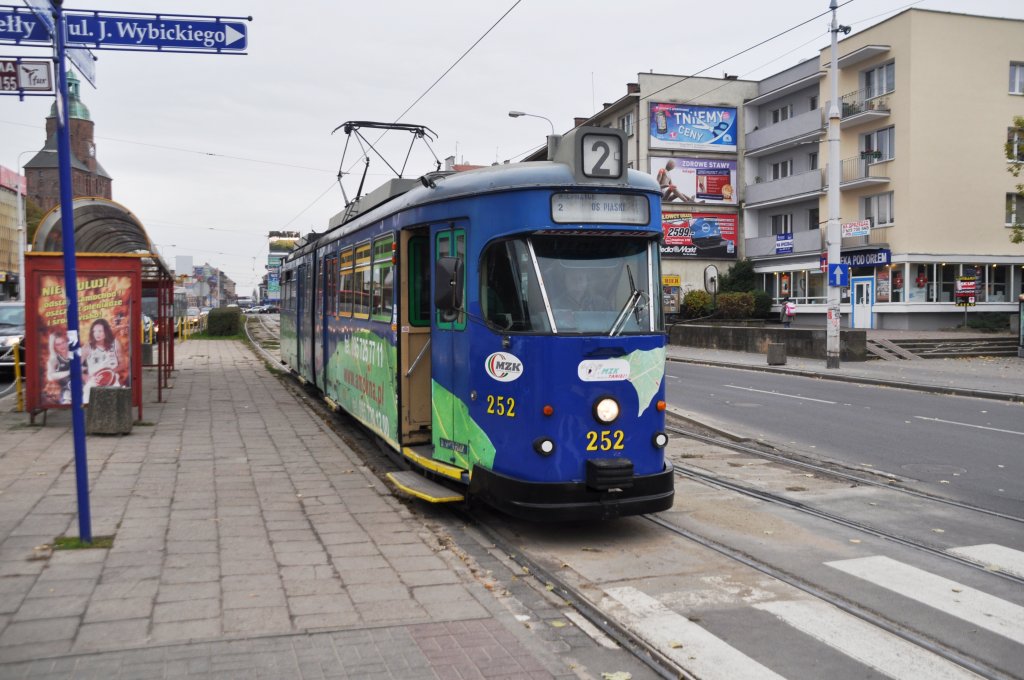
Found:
<box><xmin>509</xmin><ymin>110</ymin><xmax>557</xmax><ymax>159</ymax></box>
<box><xmin>825</xmin><ymin>0</ymin><xmax>850</xmax><ymax>369</ymax></box>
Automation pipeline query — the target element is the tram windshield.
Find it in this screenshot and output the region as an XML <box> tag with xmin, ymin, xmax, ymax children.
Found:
<box><xmin>480</xmin><ymin>235</ymin><xmax>662</xmax><ymax>335</ymax></box>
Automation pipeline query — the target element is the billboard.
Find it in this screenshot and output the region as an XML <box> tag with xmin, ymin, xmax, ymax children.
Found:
<box><xmin>266</xmin><ymin>255</ymin><xmax>282</xmax><ymax>302</ymax></box>
<box><xmin>25</xmin><ymin>255</ymin><xmax>142</xmax><ymax>412</ymax></box>
<box><xmin>649</xmin><ymin>103</ymin><xmax>738</xmax><ymax>152</ymax></box>
<box><xmin>650</xmin><ymin>157</ymin><xmax>737</xmax><ymax>205</ymax></box>
<box><xmin>661</xmin><ymin>212</ymin><xmax>738</xmax><ymax>259</ymax></box>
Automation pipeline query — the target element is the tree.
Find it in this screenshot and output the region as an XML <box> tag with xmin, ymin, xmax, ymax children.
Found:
<box><xmin>717</xmin><ymin>258</ymin><xmax>757</xmax><ymax>293</ymax></box>
<box><xmin>1006</xmin><ymin>115</ymin><xmax>1024</xmax><ymax>244</ymax></box>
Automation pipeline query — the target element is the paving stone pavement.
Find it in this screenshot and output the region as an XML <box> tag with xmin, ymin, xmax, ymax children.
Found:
<box><xmin>0</xmin><ymin>340</ymin><xmax>650</xmax><ymax>679</ymax></box>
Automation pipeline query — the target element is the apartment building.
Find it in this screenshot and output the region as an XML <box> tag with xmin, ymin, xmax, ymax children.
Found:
<box><xmin>744</xmin><ymin>9</ymin><xmax>1024</xmax><ymax>329</ymax></box>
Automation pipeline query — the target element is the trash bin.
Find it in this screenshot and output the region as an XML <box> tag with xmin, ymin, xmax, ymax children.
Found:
<box><xmin>767</xmin><ymin>342</ymin><xmax>787</xmax><ymax>366</ymax></box>
<box><xmin>141</xmin><ymin>343</ymin><xmax>154</xmax><ymax>365</ymax></box>
<box><xmin>86</xmin><ymin>386</ymin><xmax>133</xmax><ymax>435</ymax></box>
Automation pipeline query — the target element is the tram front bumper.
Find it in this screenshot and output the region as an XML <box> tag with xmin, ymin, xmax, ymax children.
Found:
<box><xmin>468</xmin><ymin>461</ymin><xmax>674</xmax><ymax>522</ymax></box>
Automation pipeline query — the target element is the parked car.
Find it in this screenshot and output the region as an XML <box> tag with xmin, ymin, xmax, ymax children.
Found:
<box><xmin>0</xmin><ymin>301</ymin><xmax>26</xmax><ymax>375</ymax></box>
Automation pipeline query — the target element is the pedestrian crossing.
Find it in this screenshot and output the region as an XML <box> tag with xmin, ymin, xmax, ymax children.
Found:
<box><xmin>596</xmin><ymin>543</ymin><xmax>1023</xmax><ymax>680</ymax></box>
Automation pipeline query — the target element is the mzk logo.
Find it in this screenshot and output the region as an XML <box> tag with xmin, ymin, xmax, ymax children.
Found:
<box><xmin>484</xmin><ymin>352</ymin><xmax>523</xmax><ymax>383</ymax></box>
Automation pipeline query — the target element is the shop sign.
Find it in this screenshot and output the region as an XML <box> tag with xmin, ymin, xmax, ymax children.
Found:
<box><xmin>840</xmin><ymin>249</ymin><xmax>891</xmax><ymax>266</ymax></box>
<box><xmin>955</xmin><ymin>276</ymin><xmax>977</xmax><ymax>307</ymax></box>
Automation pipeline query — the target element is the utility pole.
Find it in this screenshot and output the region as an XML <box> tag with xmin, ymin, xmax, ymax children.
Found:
<box><xmin>826</xmin><ymin>0</ymin><xmax>850</xmax><ymax>369</ymax></box>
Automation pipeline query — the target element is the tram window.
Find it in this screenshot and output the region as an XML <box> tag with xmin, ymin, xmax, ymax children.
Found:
<box><xmin>436</xmin><ymin>229</ymin><xmax>466</xmax><ymax>330</ymax></box>
<box><xmin>372</xmin><ymin>236</ymin><xmax>394</xmax><ymax>320</ymax></box>
<box><xmin>480</xmin><ymin>239</ymin><xmax>548</xmax><ymax>333</ymax></box>
<box><xmin>353</xmin><ymin>244</ymin><xmax>371</xmax><ymax>317</ymax></box>
<box><xmin>339</xmin><ymin>249</ymin><xmax>354</xmax><ymax>316</ymax></box>
<box><xmin>408</xmin><ymin>235</ymin><xmax>430</xmax><ymax>326</ymax></box>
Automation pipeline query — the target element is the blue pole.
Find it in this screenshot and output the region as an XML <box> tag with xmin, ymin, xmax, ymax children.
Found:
<box><xmin>53</xmin><ymin>1</ymin><xmax>92</xmax><ymax>544</ymax></box>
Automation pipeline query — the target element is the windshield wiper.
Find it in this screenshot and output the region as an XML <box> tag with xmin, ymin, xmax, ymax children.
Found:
<box><xmin>609</xmin><ymin>265</ymin><xmax>648</xmax><ymax>337</ymax></box>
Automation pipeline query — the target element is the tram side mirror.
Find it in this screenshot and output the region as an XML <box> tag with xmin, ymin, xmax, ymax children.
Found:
<box><xmin>435</xmin><ymin>256</ymin><xmax>464</xmax><ymax>313</ymax></box>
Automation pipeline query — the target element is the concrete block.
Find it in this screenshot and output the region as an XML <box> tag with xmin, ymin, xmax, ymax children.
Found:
<box><xmin>86</xmin><ymin>387</ymin><xmax>133</xmax><ymax>435</ymax></box>
<box><xmin>767</xmin><ymin>342</ymin><xmax>787</xmax><ymax>366</ymax></box>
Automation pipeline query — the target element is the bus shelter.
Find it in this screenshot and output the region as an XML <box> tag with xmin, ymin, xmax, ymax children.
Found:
<box><xmin>24</xmin><ymin>197</ymin><xmax>175</xmax><ymax>420</ymax></box>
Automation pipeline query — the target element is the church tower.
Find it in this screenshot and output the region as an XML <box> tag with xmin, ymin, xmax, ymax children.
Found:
<box><xmin>24</xmin><ymin>71</ymin><xmax>113</xmax><ymax>214</ymax></box>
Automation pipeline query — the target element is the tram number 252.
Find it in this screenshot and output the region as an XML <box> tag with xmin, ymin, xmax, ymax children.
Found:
<box><xmin>586</xmin><ymin>430</ymin><xmax>625</xmax><ymax>452</ymax></box>
<box><xmin>486</xmin><ymin>395</ymin><xmax>516</xmax><ymax>417</ymax></box>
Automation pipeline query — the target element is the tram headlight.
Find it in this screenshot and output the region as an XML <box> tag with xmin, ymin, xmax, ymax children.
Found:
<box><xmin>533</xmin><ymin>437</ymin><xmax>556</xmax><ymax>456</ymax></box>
<box><xmin>594</xmin><ymin>397</ymin><xmax>620</xmax><ymax>424</ymax></box>
<box><xmin>652</xmin><ymin>432</ymin><xmax>669</xmax><ymax>449</ymax></box>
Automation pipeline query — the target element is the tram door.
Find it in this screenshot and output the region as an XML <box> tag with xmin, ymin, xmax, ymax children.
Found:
<box><xmin>429</xmin><ymin>224</ymin><xmax>470</xmax><ymax>465</ymax></box>
<box><xmin>851</xmin><ymin>276</ymin><xmax>874</xmax><ymax>329</ymax></box>
<box><xmin>398</xmin><ymin>229</ymin><xmax>432</xmax><ymax>444</ymax></box>
<box><xmin>295</xmin><ymin>263</ymin><xmax>307</xmax><ymax>377</ymax></box>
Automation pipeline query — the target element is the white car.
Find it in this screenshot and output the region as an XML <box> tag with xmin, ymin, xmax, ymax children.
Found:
<box><xmin>0</xmin><ymin>302</ymin><xmax>26</xmax><ymax>374</ymax></box>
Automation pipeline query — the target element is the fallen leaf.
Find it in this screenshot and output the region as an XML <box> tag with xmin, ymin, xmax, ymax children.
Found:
<box><xmin>601</xmin><ymin>673</ymin><xmax>632</xmax><ymax>680</ymax></box>
<box><xmin>849</xmin><ymin>539</ymin><xmax>861</xmax><ymax>544</ymax></box>
<box><xmin>550</xmin><ymin>620</ymin><xmax>567</xmax><ymax>628</ymax></box>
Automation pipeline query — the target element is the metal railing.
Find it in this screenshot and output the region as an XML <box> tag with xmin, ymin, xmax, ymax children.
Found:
<box><xmin>837</xmin><ymin>88</ymin><xmax>891</xmax><ymax>117</ymax></box>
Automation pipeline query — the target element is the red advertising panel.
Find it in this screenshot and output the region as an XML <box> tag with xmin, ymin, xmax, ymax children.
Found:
<box><xmin>25</xmin><ymin>255</ymin><xmax>142</xmax><ymax>412</ymax></box>
<box><xmin>661</xmin><ymin>211</ymin><xmax>738</xmax><ymax>259</ymax></box>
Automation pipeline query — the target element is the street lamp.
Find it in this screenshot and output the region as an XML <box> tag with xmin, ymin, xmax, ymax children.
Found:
<box><xmin>14</xmin><ymin>149</ymin><xmax>54</xmax><ymax>303</ymax></box>
<box><xmin>509</xmin><ymin>110</ymin><xmax>558</xmax><ymax>160</ymax></box>
<box><xmin>508</xmin><ymin>110</ymin><xmax>554</xmax><ymax>136</ymax></box>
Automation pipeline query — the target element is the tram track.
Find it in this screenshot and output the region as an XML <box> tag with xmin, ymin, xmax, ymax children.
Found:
<box><xmin>666</xmin><ymin>420</ymin><xmax>1024</xmax><ymax>585</ymax></box>
<box><xmin>245</xmin><ymin>328</ymin><xmax>1020</xmax><ymax>680</ymax></box>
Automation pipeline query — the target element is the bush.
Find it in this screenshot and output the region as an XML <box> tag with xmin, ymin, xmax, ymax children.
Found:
<box><xmin>715</xmin><ymin>292</ymin><xmax>755</xmax><ymax>319</ymax></box>
<box><xmin>207</xmin><ymin>307</ymin><xmax>243</xmax><ymax>336</ymax></box>
<box><xmin>964</xmin><ymin>312</ymin><xmax>1010</xmax><ymax>333</ymax></box>
<box><xmin>717</xmin><ymin>258</ymin><xmax>756</xmax><ymax>293</ymax></box>
<box><xmin>752</xmin><ymin>290</ymin><xmax>773</xmax><ymax>319</ymax></box>
<box><xmin>682</xmin><ymin>290</ymin><xmax>713</xmax><ymax>319</ymax></box>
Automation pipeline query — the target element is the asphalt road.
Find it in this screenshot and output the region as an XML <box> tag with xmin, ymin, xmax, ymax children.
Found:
<box><xmin>666</xmin><ymin>361</ymin><xmax>1024</xmax><ymax>517</ymax></box>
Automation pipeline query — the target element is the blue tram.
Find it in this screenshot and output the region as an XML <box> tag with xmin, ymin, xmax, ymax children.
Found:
<box><xmin>280</xmin><ymin>126</ymin><xmax>673</xmax><ymax>520</ymax></box>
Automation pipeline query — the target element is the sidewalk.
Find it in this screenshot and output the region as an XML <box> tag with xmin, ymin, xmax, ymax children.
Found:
<box><xmin>666</xmin><ymin>328</ymin><xmax>1024</xmax><ymax>401</ymax></box>
<box><xmin>0</xmin><ymin>341</ymin><xmax>629</xmax><ymax>680</ymax></box>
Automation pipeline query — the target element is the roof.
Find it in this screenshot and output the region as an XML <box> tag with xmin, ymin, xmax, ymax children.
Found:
<box><xmin>31</xmin><ymin>196</ymin><xmax>171</xmax><ymax>281</ymax></box>
<box><xmin>23</xmin><ymin>137</ymin><xmax>112</xmax><ymax>180</ymax></box>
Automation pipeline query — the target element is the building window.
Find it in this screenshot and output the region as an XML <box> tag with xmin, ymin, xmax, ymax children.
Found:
<box><xmin>618</xmin><ymin>113</ymin><xmax>635</xmax><ymax>137</ymax></box>
<box><xmin>771</xmin><ymin>105</ymin><xmax>792</xmax><ymax>124</ymax></box>
<box><xmin>808</xmin><ymin>152</ymin><xmax>818</xmax><ymax>170</ymax></box>
<box><xmin>770</xmin><ymin>160</ymin><xmax>792</xmax><ymax>180</ymax></box>
<box><xmin>771</xmin><ymin>213</ymin><xmax>793</xmax><ymax>235</ymax></box>
<box><xmin>863</xmin><ymin>192</ymin><xmax>895</xmax><ymax>227</ymax></box>
<box><xmin>1010</xmin><ymin>62</ymin><xmax>1024</xmax><ymax>95</ymax></box>
<box><xmin>862</xmin><ymin>126</ymin><xmax>895</xmax><ymax>162</ymax></box>
<box><xmin>1008</xmin><ymin>127</ymin><xmax>1024</xmax><ymax>162</ymax></box>
<box><xmin>809</xmin><ymin>95</ymin><xmax>818</xmax><ymax>111</ymax></box>
<box><xmin>1007</xmin><ymin>193</ymin><xmax>1023</xmax><ymax>226</ymax></box>
<box><xmin>808</xmin><ymin>208</ymin><xmax>820</xmax><ymax>230</ymax></box>
<box><xmin>864</xmin><ymin>61</ymin><xmax>895</xmax><ymax>98</ymax></box>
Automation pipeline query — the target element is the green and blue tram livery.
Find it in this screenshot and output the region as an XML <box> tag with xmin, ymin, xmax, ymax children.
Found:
<box><xmin>280</xmin><ymin>126</ymin><xmax>674</xmax><ymax>520</ymax></box>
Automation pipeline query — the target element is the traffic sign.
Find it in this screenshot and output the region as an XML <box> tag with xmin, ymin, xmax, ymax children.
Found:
<box><xmin>829</xmin><ymin>263</ymin><xmax>850</xmax><ymax>287</ymax></box>
<box><xmin>64</xmin><ymin>11</ymin><xmax>248</xmax><ymax>52</ymax></box>
<box><xmin>0</xmin><ymin>57</ymin><xmax>51</xmax><ymax>91</ymax></box>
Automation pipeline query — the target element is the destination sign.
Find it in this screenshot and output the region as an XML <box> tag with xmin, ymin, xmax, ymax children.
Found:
<box><xmin>63</xmin><ymin>12</ymin><xmax>248</xmax><ymax>52</ymax></box>
<box><xmin>0</xmin><ymin>58</ymin><xmax>51</xmax><ymax>91</ymax></box>
<box><xmin>551</xmin><ymin>193</ymin><xmax>648</xmax><ymax>225</ymax></box>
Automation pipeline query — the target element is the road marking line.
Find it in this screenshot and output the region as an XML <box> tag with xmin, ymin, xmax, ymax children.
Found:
<box><xmin>946</xmin><ymin>544</ymin><xmax>1024</xmax><ymax>579</ymax></box>
<box><xmin>826</xmin><ymin>555</ymin><xmax>1024</xmax><ymax>644</ymax></box>
<box><xmin>754</xmin><ymin>599</ymin><xmax>983</xmax><ymax>679</ymax></box>
<box><xmin>604</xmin><ymin>586</ymin><xmax>786</xmax><ymax>679</ymax></box>
<box><xmin>913</xmin><ymin>416</ymin><xmax>1024</xmax><ymax>436</ymax></box>
<box><xmin>724</xmin><ymin>384</ymin><xmax>836</xmax><ymax>404</ymax></box>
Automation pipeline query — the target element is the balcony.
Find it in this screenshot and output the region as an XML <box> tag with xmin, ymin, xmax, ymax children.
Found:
<box><xmin>744</xmin><ymin>229</ymin><xmax>822</xmax><ymax>258</ymax></box>
<box><xmin>746</xmin><ymin>109</ymin><xmax>824</xmax><ymax>157</ymax></box>
<box><xmin>838</xmin><ymin>89</ymin><xmax>890</xmax><ymax>128</ymax></box>
<box><xmin>745</xmin><ymin>169</ymin><xmax>824</xmax><ymax>207</ymax></box>
<box><xmin>838</xmin><ymin>156</ymin><xmax>890</xmax><ymax>189</ymax></box>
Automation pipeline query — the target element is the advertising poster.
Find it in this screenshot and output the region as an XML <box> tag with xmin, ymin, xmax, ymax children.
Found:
<box><xmin>35</xmin><ymin>273</ymin><xmax>134</xmax><ymax>407</ymax></box>
<box><xmin>775</xmin><ymin>233</ymin><xmax>794</xmax><ymax>255</ymax></box>
<box><xmin>661</xmin><ymin>212</ymin><xmax>738</xmax><ymax>259</ymax></box>
<box><xmin>650</xmin><ymin>157</ymin><xmax>737</xmax><ymax>205</ymax></box>
<box><xmin>876</xmin><ymin>269</ymin><xmax>891</xmax><ymax>303</ymax></box>
<box><xmin>649</xmin><ymin>103</ymin><xmax>738</xmax><ymax>152</ymax></box>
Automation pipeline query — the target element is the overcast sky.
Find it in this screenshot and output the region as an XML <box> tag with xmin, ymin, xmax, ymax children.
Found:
<box><xmin>3</xmin><ymin>0</ymin><xmax>1023</xmax><ymax>294</ymax></box>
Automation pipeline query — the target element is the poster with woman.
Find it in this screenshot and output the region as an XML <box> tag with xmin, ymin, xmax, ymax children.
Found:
<box><xmin>649</xmin><ymin>157</ymin><xmax>737</xmax><ymax>205</ymax></box>
<box><xmin>35</xmin><ymin>273</ymin><xmax>134</xmax><ymax>407</ymax></box>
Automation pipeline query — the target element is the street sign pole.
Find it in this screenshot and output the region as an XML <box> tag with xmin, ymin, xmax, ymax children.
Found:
<box><xmin>53</xmin><ymin>0</ymin><xmax>92</xmax><ymax>543</ymax></box>
<box><xmin>825</xmin><ymin>0</ymin><xmax>845</xmax><ymax>370</ymax></box>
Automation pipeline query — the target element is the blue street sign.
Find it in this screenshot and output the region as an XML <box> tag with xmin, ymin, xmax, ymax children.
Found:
<box><xmin>64</xmin><ymin>11</ymin><xmax>248</xmax><ymax>52</ymax></box>
<box><xmin>829</xmin><ymin>263</ymin><xmax>850</xmax><ymax>288</ymax></box>
<box><xmin>1</xmin><ymin>5</ymin><xmax>53</xmax><ymax>42</ymax></box>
